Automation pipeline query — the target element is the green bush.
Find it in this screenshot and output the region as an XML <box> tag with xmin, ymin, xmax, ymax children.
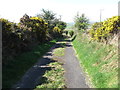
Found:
<box><xmin>69</xmin><ymin>30</ymin><xmax>74</xmax><ymax>37</ymax></box>
<box><xmin>74</xmin><ymin>13</ymin><xmax>89</xmax><ymax>31</ymax></box>
<box><xmin>64</xmin><ymin>31</ymin><xmax>68</xmax><ymax>35</ymax></box>
<box><xmin>1</xmin><ymin>18</ymin><xmax>23</xmax><ymax>65</ymax></box>
<box><xmin>57</xmin><ymin>21</ymin><xmax>67</xmax><ymax>30</ymax></box>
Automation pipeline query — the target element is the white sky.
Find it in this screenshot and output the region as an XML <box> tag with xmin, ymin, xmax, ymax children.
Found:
<box><xmin>0</xmin><ymin>0</ymin><xmax>119</xmax><ymax>23</ymax></box>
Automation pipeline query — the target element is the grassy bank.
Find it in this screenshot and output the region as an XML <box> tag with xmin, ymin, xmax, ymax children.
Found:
<box><xmin>72</xmin><ymin>33</ymin><xmax>118</xmax><ymax>88</ymax></box>
<box><xmin>53</xmin><ymin>48</ymin><xmax>65</xmax><ymax>57</ymax></box>
<box><xmin>3</xmin><ymin>40</ymin><xmax>56</xmax><ymax>88</ymax></box>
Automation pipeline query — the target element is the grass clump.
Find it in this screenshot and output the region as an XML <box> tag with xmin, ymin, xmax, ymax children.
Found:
<box><xmin>53</xmin><ymin>48</ymin><xmax>65</xmax><ymax>57</ymax></box>
<box><xmin>72</xmin><ymin>33</ymin><xmax>118</xmax><ymax>88</ymax></box>
<box><xmin>35</xmin><ymin>62</ymin><xmax>65</xmax><ymax>89</ymax></box>
<box><xmin>3</xmin><ymin>40</ymin><xmax>56</xmax><ymax>88</ymax></box>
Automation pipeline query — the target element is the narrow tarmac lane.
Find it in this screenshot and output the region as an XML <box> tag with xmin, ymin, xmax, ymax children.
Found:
<box><xmin>12</xmin><ymin>48</ymin><xmax>55</xmax><ymax>89</ymax></box>
<box><xmin>63</xmin><ymin>41</ymin><xmax>89</xmax><ymax>88</ymax></box>
<box><xmin>13</xmin><ymin>39</ymin><xmax>89</xmax><ymax>89</ymax></box>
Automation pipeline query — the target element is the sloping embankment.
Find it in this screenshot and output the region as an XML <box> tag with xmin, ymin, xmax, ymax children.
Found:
<box><xmin>72</xmin><ymin>34</ymin><xmax>118</xmax><ymax>88</ymax></box>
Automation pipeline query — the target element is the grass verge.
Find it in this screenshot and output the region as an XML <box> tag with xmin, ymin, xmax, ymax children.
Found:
<box><xmin>72</xmin><ymin>33</ymin><xmax>118</xmax><ymax>88</ymax></box>
<box><xmin>35</xmin><ymin>62</ymin><xmax>65</xmax><ymax>89</ymax></box>
<box><xmin>3</xmin><ymin>40</ymin><xmax>56</xmax><ymax>88</ymax></box>
<box><xmin>53</xmin><ymin>48</ymin><xmax>65</xmax><ymax>57</ymax></box>
<box><xmin>35</xmin><ymin>40</ymin><xmax>66</xmax><ymax>89</ymax></box>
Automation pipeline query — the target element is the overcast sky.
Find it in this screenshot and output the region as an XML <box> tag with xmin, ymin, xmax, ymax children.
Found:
<box><xmin>0</xmin><ymin>0</ymin><xmax>119</xmax><ymax>23</ymax></box>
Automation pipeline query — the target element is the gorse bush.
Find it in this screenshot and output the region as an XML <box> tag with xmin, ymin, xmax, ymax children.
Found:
<box><xmin>1</xmin><ymin>18</ymin><xmax>23</xmax><ymax>65</ymax></box>
<box><xmin>2</xmin><ymin>12</ymin><xmax>66</xmax><ymax>65</ymax></box>
<box><xmin>53</xmin><ymin>26</ymin><xmax>61</xmax><ymax>36</ymax></box>
<box><xmin>89</xmin><ymin>16</ymin><xmax>120</xmax><ymax>41</ymax></box>
<box><xmin>20</xmin><ymin>14</ymin><xmax>48</xmax><ymax>43</ymax></box>
<box><xmin>30</xmin><ymin>17</ymin><xmax>48</xmax><ymax>42</ymax></box>
<box><xmin>52</xmin><ymin>26</ymin><xmax>63</xmax><ymax>38</ymax></box>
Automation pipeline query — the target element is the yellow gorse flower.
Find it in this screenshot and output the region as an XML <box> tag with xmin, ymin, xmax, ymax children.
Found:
<box><xmin>89</xmin><ymin>16</ymin><xmax>120</xmax><ymax>41</ymax></box>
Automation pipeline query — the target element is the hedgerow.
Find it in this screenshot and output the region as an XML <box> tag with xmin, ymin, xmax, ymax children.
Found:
<box><xmin>2</xmin><ymin>18</ymin><xmax>23</xmax><ymax>65</ymax></box>
<box><xmin>2</xmin><ymin>13</ymin><xmax>66</xmax><ymax>65</ymax></box>
<box><xmin>89</xmin><ymin>16</ymin><xmax>120</xmax><ymax>41</ymax></box>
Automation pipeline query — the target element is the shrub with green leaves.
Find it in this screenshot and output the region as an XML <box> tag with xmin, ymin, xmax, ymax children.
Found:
<box><xmin>69</xmin><ymin>30</ymin><xmax>74</xmax><ymax>37</ymax></box>
<box><xmin>64</xmin><ymin>30</ymin><xmax>68</xmax><ymax>35</ymax></box>
<box><xmin>57</xmin><ymin>21</ymin><xmax>67</xmax><ymax>30</ymax></box>
<box><xmin>1</xmin><ymin>18</ymin><xmax>22</xmax><ymax>65</ymax></box>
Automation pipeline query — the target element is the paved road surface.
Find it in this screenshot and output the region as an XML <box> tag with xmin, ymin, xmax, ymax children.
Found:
<box><xmin>63</xmin><ymin>41</ymin><xmax>89</xmax><ymax>88</ymax></box>
<box><xmin>13</xmin><ymin>39</ymin><xmax>89</xmax><ymax>89</ymax></box>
